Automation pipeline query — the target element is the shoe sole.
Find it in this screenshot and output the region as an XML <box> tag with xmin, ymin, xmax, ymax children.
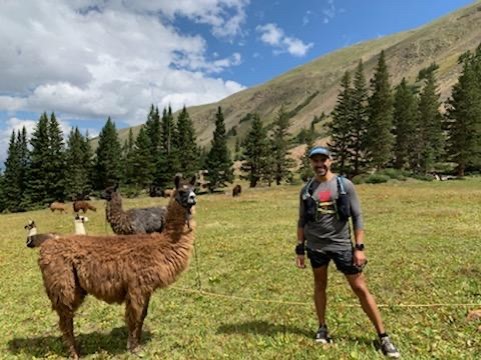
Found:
<box><xmin>315</xmin><ymin>338</ymin><xmax>332</xmax><ymax>344</ymax></box>
<box><xmin>384</xmin><ymin>351</ymin><xmax>400</xmax><ymax>359</ymax></box>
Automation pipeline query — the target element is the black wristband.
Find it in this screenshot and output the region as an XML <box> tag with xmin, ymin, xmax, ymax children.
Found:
<box><xmin>295</xmin><ymin>243</ymin><xmax>305</xmax><ymax>255</ymax></box>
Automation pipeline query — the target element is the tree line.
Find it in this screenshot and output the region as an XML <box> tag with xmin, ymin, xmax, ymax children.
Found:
<box><xmin>0</xmin><ymin>106</ymin><xmax>237</xmax><ymax>212</ymax></box>
<box><xmin>1</xmin><ymin>44</ymin><xmax>480</xmax><ymax>212</ymax></box>
<box><xmin>328</xmin><ymin>44</ymin><xmax>481</xmax><ymax>178</ymax></box>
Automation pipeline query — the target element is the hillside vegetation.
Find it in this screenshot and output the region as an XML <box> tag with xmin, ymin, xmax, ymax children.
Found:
<box><xmin>116</xmin><ymin>1</ymin><xmax>481</xmax><ymax>148</ymax></box>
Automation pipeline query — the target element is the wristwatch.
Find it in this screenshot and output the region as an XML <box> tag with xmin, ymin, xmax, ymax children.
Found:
<box><xmin>355</xmin><ymin>243</ymin><xmax>365</xmax><ymax>251</ymax></box>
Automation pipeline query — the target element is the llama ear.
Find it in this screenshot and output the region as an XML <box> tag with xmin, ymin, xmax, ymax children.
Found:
<box><xmin>174</xmin><ymin>175</ymin><xmax>182</xmax><ymax>189</ymax></box>
<box><xmin>190</xmin><ymin>175</ymin><xmax>196</xmax><ymax>186</ymax></box>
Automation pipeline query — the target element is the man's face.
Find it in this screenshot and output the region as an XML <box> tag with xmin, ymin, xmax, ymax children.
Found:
<box><xmin>310</xmin><ymin>154</ymin><xmax>332</xmax><ymax>177</ymax></box>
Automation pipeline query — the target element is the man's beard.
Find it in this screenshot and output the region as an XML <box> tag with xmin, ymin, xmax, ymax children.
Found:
<box><xmin>314</xmin><ymin>165</ymin><xmax>328</xmax><ymax>176</ymax></box>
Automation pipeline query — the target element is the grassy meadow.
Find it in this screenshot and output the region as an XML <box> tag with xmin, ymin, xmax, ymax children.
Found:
<box><xmin>1</xmin><ymin>178</ymin><xmax>481</xmax><ymax>359</ymax></box>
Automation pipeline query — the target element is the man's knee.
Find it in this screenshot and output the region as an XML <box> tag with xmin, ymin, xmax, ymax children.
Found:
<box><xmin>350</xmin><ymin>281</ymin><xmax>369</xmax><ymax>297</ymax></box>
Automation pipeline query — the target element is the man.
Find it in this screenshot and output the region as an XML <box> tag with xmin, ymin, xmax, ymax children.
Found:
<box><xmin>296</xmin><ymin>146</ymin><xmax>400</xmax><ymax>358</ymax></box>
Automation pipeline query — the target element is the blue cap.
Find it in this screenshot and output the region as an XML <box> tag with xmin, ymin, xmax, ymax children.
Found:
<box><xmin>308</xmin><ymin>146</ymin><xmax>331</xmax><ymax>158</ymax></box>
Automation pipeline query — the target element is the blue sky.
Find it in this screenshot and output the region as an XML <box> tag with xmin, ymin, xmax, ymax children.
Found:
<box><xmin>0</xmin><ymin>0</ymin><xmax>476</xmax><ymax>162</ymax></box>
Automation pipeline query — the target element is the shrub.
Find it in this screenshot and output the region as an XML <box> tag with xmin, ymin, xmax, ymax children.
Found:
<box><xmin>365</xmin><ymin>174</ymin><xmax>390</xmax><ymax>184</ymax></box>
<box><xmin>377</xmin><ymin>168</ymin><xmax>408</xmax><ymax>181</ymax></box>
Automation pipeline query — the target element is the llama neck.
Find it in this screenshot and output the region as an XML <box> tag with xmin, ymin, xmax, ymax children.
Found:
<box><xmin>28</xmin><ymin>227</ymin><xmax>37</xmax><ymax>236</ymax></box>
<box><xmin>106</xmin><ymin>193</ymin><xmax>128</xmax><ymax>222</ymax></box>
<box><xmin>164</xmin><ymin>199</ymin><xmax>193</xmax><ymax>234</ymax></box>
<box><xmin>105</xmin><ymin>193</ymin><xmax>134</xmax><ymax>234</ymax></box>
<box><xmin>74</xmin><ymin>222</ymin><xmax>86</xmax><ymax>235</ymax></box>
<box><xmin>154</xmin><ymin>198</ymin><xmax>195</xmax><ymax>287</ymax></box>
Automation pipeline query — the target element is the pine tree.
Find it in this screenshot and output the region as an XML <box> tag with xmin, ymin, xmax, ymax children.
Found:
<box><xmin>328</xmin><ymin>71</ymin><xmax>354</xmax><ymax>175</ymax></box>
<box><xmin>393</xmin><ymin>78</ymin><xmax>419</xmax><ymax>170</ymax></box>
<box><xmin>350</xmin><ymin>60</ymin><xmax>369</xmax><ymax>175</ymax></box>
<box><xmin>2</xmin><ymin>131</ymin><xmax>23</xmax><ymax>211</ymax></box>
<box><xmin>271</xmin><ymin>106</ymin><xmax>293</xmax><ymax>184</ymax></box>
<box><xmin>240</xmin><ymin>114</ymin><xmax>269</xmax><ymax>187</ymax></box>
<box><xmin>300</xmin><ymin>131</ymin><xmax>315</xmax><ymax>182</ymax></box>
<box><xmin>156</xmin><ymin>107</ymin><xmax>180</xmax><ymax>187</ymax></box>
<box><xmin>23</xmin><ymin>112</ymin><xmax>50</xmax><ymax>207</ymax></box>
<box><xmin>46</xmin><ymin>112</ymin><xmax>66</xmax><ymax>202</ymax></box>
<box><xmin>65</xmin><ymin>127</ymin><xmax>91</xmax><ymax>200</ymax></box>
<box><xmin>176</xmin><ymin>106</ymin><xmax>199</xmax><ymax>178</ymax></box>
<box><xmin>417</xmin><ymin>64</ymin><xmax>444</xmax><ymax>174</ymax></box>
<box><xmin>0</xmin><ymin>173</ymin><xmax>5</xmax><ymax>213</ymax></box>
<box><xmin>131</xmin><ymin>127</ymin><xmax>155</xmax><ymax>189</ymax></box>
<box><xmin>122</xmin><ymin>128</ymin><xmax>136</xmax><ymax>185</ymax></box>
<box><xmin>366</xmin><ymin>51</ymin><xmax>394</xmax><ymax>169</ymax></box>
<box><xmin>445</xmin><ymin>47</ymin><xmax>481</xmax><ymax>176</ymax></box>
<box><xmin>93</xmin><ymin>117</ymin><xmax>122</xmax><ymax>190</ymax></box>
<box><xmin>234</xmin><ymin>137</ymin><xmax>241</xmax><ymax>161</ymax></box>
<box><xmin>205</xmin><ymin>106</ymin><xmax>234</xmax><ymax>190</ymax></box>
<box><xmin>82</xmin><ymin>130</ymin><xmax>94</xmax><ymax>192</ymax></box>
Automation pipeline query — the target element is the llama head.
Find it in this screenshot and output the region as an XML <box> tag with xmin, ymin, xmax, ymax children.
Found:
<box><xmin>74</xmin><ymin>214</ymin><xmax>89</xmax><ymax>223</ymax></box>
<box><xmin>174</xmin><ymin>175</ymin><xmax>197</xmax><ymax>211</ymax></box>
<box><xmin>100</xmin><ymin>183</ymin><xmax>119</xmax><ymax>201</ymax></box>
<box><xmin>24</xmin><ymin>219</ymin><xmax>36</xmax><ymax>231</ymax></box>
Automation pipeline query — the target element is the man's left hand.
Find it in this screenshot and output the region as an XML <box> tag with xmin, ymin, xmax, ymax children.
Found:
<box><xmin>353</xmin><ymin>250</ymin><xmax>367</xmax><ymax>267</ymax></box>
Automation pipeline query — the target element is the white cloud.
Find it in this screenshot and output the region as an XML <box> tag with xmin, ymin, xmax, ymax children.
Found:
<box><xmin>322</xmin><ymin>0</ymin><xmax>337</xmax><ymax>24</ymax></box>
<box><xmin>0</xmin><ymin>0</ymin><xmax>246</xmax><ymax>128</ymax></box>
<box><xmin>256</xmin><ymin>23</ymin><xmax>313</xmax><ymax>57</ymax></box>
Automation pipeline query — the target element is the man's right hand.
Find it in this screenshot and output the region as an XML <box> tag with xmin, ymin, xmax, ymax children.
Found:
<box><xmin>296</xmin><ymin>255</ymin><xmax>306</xmax><ymax>269</ymax></box>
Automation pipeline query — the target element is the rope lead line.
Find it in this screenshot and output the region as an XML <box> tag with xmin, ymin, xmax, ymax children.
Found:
<box><xmin>170</xmin><ymin>286</ymin><xmax>480</xmax><ymax>308</ymax></box>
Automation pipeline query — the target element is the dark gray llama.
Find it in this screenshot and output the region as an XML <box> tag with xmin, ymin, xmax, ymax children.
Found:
<box><xmin>100</xmin><ymin>184</ymin><xmax>167</xmax><ymax>235</ymax></box>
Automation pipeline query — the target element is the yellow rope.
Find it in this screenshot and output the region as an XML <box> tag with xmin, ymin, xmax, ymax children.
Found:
<box><xmin>170</xmin><ymin>286</ymin><xmax>481</xmax><ymax>308</ymax></box>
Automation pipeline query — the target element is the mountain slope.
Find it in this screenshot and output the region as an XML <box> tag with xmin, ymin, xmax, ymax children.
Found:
<box><xmin>116</xmin><ymin>1</ymin><xmax>481</xmax><ymax>148</ymax></box>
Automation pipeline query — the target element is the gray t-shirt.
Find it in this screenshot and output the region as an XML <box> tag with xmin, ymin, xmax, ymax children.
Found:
<box><xmin>298</xmin><ymin>176</ymin><xmax>363</xmax><ymax>251</ymax></box>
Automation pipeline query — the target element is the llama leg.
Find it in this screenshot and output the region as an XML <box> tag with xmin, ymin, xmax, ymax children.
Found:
<box><xmin>58</xmin><ymin>311</ymin><xmax>80</xmax><ymax>359</ymax></box>
<box><xmin>125</xmin><ymin>295</ymin><xmax>142</xmax><ymax>352</ymax></box>
<box><xmin>137</xmin><ymin>295</ymin><xmax>151</xmax><ymax>345</ymax></box>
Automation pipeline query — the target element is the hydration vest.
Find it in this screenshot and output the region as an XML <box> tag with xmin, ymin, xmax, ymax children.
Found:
<box><xmin>302</xmin><ymin>176</ymin><xmax>351</xmax><ymax>222</ymax></box>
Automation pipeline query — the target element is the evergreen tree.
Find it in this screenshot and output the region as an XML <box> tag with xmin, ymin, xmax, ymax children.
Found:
<box><xmin>176</xmin><ymin>106</ymin><xmax>199</xmax><ymax>177</ymax></box>
<box><xmin>156</xmin><ymin>106</ymin><xmax>180</xmax><ymax>187</ymax></box>
<box><xmin>46</xmin><ymin>112</ymin><xmax>66</xmax><ymax>202</ymax></box>
<box><xmin>271</xmin><ymin>106</ymin><xmax>293</xmax><ymax>184</ymax></box>
<box><xmin>328</xmin><ymin>71</ymin><xmax>354</xmax><ymax>175</ymax></box>
<box><xmin>93</xmin><ymin>117</ymin><xmax>122</xmax><ymax>190</ymax></box>
<box><xmin>240</xmin><ymin>114</ymin><xmax>269</xmax><ymax>187</ymax></box>
<box><xmin>234</xmin><ymin>137</ymin><xmax>241</xmax><ymax>161</ymax></box>
<box><xmin>350</xmin><ymin>60</ymin><xmax>369</xmax><ymax>175</ymax></box>
<box><xmin>393</xmin><ymin>78</ymin><xmax>419</xmax><ymax>170</ymax></box>
<box><xmin>0</xmin><ymin>173</ymin><xmax>5</xmax><ymax>213</ymax></box>
<box><xmin>145</xmin><ymin>105</ymin><xmax>162</xmax><ymax>152</ymax></box>
<box><xmin>366</xmin><ymin>51</ymin><xmax>394</xmax><ymax>169</ymax></box>
<box><xmin>23</xmin><ymin>112</ymin><xmax>50</xmax><ymax>207</ymax></box>
<box><xmin>82</xmin><ymin>130</ymin><xmax>94</xmax><ymax>193</ymax></box>
<box><xmin>2</xmin><ymin>131</ymin><xmax>23</xmax><ymax>211</ymax></box>
<box><xmin>122</xmin><ymin>128</ymin><xmax>136</xmax><ymax>185</ymax></box>
<box><xmin>131</xmin><ymin>127</ymin><xmax>155</xmax><ymax>189</ymax></box>
<box><xmin>445</xmin><ymin>46</ymin><xmax>481</xmax><ymax>176</ymax></box>
<box><xmin>300</xmin><ymin>131</ymin><xmax>315</xmax><ymax>182</ymax></box>
<box><xmin>65</xmin><ymin>128</ymin><xmax>91</xmax><ymax>200</ymax></box>
<box><xmin>417</xmin><ymin>64</ymin><xmax>444</xmax><ymax>174</ymax></box>
<box><xmin>205</xmin><ymin>106</ymin><xmax>234</xmax><ymax>190</ymax></box>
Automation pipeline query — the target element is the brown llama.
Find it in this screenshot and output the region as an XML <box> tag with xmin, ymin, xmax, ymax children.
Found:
<box><xmin>50</xmin><ymin>201</ymin><xmax>68</xmax><ymax>213</ymax></box>
<box><xmin>232</xmin><ymin>184</ymin><xmax>242</xmax><ymax>197</ymax></box>
<box><xmin>73</xmin><ymin>200</ymin><xmax>96</xmax><ymax>213</ymax></box>
<box><xmin>32</xmin><ymin>175</ymin><xmax>197</xmax><ymax>359</ymax></box>
<box><xmin>101</xmin><ymin>184</ymin><xmax>167</xmax><ymax>235</ymax></box>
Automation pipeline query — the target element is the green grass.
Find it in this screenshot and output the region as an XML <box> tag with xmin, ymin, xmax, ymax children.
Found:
<box><xmin>1</xmin><ymin>179</ymin><xmax>481</xmax><ymax>359</ymax></box>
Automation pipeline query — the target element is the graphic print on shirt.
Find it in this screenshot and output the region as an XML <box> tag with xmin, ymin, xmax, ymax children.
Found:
<box><xmin>317</xmin><ymin>190</ymin><xmax>336</xmax><ymax>216</ymax></box>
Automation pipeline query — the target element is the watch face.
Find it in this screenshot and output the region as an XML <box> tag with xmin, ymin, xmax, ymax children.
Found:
<box><xmin>356</xmin><ymin>244</ymin><xmax>364</xmax><ymax>250</ymax></box>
